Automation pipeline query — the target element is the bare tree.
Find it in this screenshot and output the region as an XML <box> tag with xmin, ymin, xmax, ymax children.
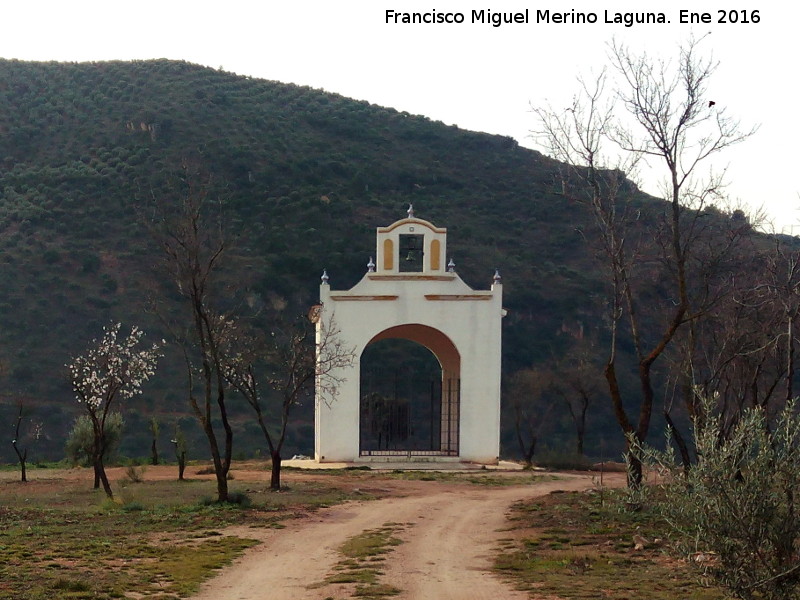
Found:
<box><xmin>223</xmin><ymin>314</ymin><xmax>354</xmax><ymax>490</ymax></box>
<box><xmin>752</xmin><ymin>237</ymin><xmax>800</xmax><ymax>404</ymax></box>
<box><xmin>533</xmin><ymin>37</ymin><xmax>754</xmax><ymax>487</ymax></box>
<box><xmin>0</xmin><ymin>362</ymin><xmax>32</xmax><ymax>482</ymax></box>
<box><xmin>551</xmin><ymin>342</ymin><xmax>602</xmax><ymax>456</ymax></box>
<box><xmin>149</xmin><ymin>167</ymin><xmax>238</xmax><ymax>503</ymax></box>
<box><xmin>507</xmin><ymin>367</ymin><xmax>559</xmax><ymax>466</ymax></box>
<box><xmin>667</xmin><ymin>224</ymin><xmax>800</xmax><ymax>459</ymax></box>
<box><xmin>11</xmin><ymin>402</ymin><xmax>28</xmax><ymax>482</ymax></box>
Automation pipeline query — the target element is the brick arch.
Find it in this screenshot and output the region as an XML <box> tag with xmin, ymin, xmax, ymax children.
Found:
<box><xmin>365</xmin><ymin>323</ymin><xmax>460</xmax><ymax>379</ymax></box>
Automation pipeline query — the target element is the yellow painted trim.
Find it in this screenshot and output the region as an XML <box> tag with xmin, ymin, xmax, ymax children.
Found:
<box><xmin>378</xmin><ymin>218</ymin><xmax>447</xmax><ymax>234</ymax></box>
<box><xmin>369</xmin><ymin>274</ymin><xmax>455</xmax><ymax>281</ymax></box>
<box><xmin>424</xmin><ymin>294</ymin><xmax>493</xmax><ymax>301</ymax></box>
<box><xmin>383</xmin><ymin>239</ymin><xmax>394</xmax><ymax>271</ymax></box>
<box><xmin>329</xmin><ymin>295</ymin><xmax>399</xmax><ymax>301</ymax></box>
<box><xmin>430</xmin><ymin>239</ymin><xmax>441</xmax><ymax>271</ymax></box>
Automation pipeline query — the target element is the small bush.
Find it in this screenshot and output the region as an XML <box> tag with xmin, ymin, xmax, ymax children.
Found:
<box><xmin>52</xmin><ymin>577</ymin><xmax>91</xmax><ymax>592</ymax></box>
<box><xmin>226</xmin><ymin>492</ymin><xmax>251</xmax><ymax>507</ymax></box>
<box><xmin>124</xmin><ymin>464</ymin><xmax>145</xmax><ymax>483</ymax></box>
<box><xmin>100</xmin><ymin>497</ymin><xmax>123</xmax><ymax>511</ymax></box>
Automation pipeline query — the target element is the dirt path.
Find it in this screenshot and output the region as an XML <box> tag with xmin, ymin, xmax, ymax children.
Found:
<box><xmin>190</xmin><ymin>472</ymin><xmax>619</xmax><ymax>600</ymax></box>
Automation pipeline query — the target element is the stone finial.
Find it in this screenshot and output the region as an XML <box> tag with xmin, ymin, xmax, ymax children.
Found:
<box><xmin>407</xmin><ymin>203</ymin><xmax>414</xmax><ymax>219</ymax></box>
<box><xmin>367</xmin><ymin>257</ymin><xmax>375</xmax><ymax>273</ymax></box>
<box><xmin>493</xmin><ymin>269</ymin><xmax>502</xmax><ymax>284</ymax></box>
<box><xmin>447</xmin><ymin>258</ymin><xmax>456</xmax><ymax>273</ymax></box>
<box><xmin>321</xmin><ymin>269</ymin><xmax>329</xmax><ymax>284</ymax></box>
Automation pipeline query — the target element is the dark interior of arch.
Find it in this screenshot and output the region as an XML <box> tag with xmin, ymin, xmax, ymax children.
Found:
<box><xmin>360</xmin><ymin>338</ymin><xmax>450</xmax><ymax>454</ymax></box>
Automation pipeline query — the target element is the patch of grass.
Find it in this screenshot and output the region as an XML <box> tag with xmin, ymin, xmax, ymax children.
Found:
<box><xmin>353</xmin><ymin>583</ymin><xmax>402</xmax><ymax>597</ymax></box>
<box><xmin>340</xmin><ymin>524</ymin><xmax>403</xmax><ymax>559</ymax></box>
<box><xmin>383</xmin><ymin>470</ymin><xmax>554</xmax><ymax>486</ymax></box>
<box><xmin>494</xmin><ymin>489</ymin><xmax>728</xmax><ymax>599</ymax></box>
<box><xmin>312</xmin><ymin>523</ymin><xmax>406</xmax><ymax>599</ymax></box>
<box><xmin>51</xmin><ymin>578</ymin><xmax>92</xmax><ymax>592</ymax></box>
<box><xmin>135</xmin><ymin>535</ymin><xmax>260</xmax><ymax>597</ymax></box>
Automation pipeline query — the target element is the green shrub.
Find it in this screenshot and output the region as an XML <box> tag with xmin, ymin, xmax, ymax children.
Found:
<box><xmin>640</xmin><ymin>398</ymin><xmax>800</xmax><ymax>600</ymax></box>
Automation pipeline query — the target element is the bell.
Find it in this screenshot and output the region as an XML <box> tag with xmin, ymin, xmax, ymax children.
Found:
<box><xmin>405</xmin><ymin>250</ymin><xmax>417</xmax><ymax>262</ymax></box>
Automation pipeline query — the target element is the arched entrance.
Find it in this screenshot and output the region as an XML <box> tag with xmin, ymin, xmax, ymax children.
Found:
<box><xmin>359</xmin><ymin>325</ymin><xmax>461</xmax><ymax>457</ymax></box>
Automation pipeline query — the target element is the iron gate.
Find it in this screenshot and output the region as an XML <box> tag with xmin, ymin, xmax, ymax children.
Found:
<box><xmin>360</xmin><ymin>367</ymin><xmax>459</xmax><ymax>457</ymax></box>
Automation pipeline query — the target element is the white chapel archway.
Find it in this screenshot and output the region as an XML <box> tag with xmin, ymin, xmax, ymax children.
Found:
<box><xmin>314</xmin><ymin>207</ymin><xmax>504</xmax><ymax>464</ymax></box>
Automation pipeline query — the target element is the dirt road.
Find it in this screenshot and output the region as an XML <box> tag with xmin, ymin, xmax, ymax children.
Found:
<box><xmin>190</xmin><ymin>472</ymin><xmax>617</xmax><ymax>600</ymax></box>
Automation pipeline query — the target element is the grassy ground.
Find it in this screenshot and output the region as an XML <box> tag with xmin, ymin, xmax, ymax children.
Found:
<box><xmin>0</xmin><ymin>464</ymin><xmax>374</xmax><ymax>600</ymax></box>
<box><xmin>494</xmin><ymin>487</ymin><xmax>729</xmax><ymax>600</ymax></box>
<box><xmin>312</xmin><ymin>522</ymin><xmax>406</xmax><ymax>599</ymax></box>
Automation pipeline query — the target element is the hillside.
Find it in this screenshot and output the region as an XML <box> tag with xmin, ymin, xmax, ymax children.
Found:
<box><xmin>0</xmin><ymin>58</ymin><xmax>672</xmax><ymax>464</ymax></box>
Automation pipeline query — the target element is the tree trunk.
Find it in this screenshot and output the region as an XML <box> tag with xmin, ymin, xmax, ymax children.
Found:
<box><xmin>178</xmin><ymin>451</ymin><xmax>186</xmax><ymax>481</ymax></box>
<box><xmin>151</xmin><ymin>439</ymin><xmax>159</xmax><ymax>466</ymax></box>
<box><xmin>787</xmin><ymin>316</ymin><xmax>794</xmax><ymax>403</ymax></box>
<box><xmin>93</xmin><ymin>463</ymin><xmax>101</xmax><ymax>489</ymax></box>
<box><xmin>13</xmin><ymin>406</ymin><xmax>28</xmax><ymax>483</ymax></box>
<box><xmin>515</xmin><ymin>420</ymin><xmax>536</xmax><ymax>466</ymax></box>
<box><xmin>524</xmin><ymin>441</ymin><xmax>536</xmax><ymax>466</ymax></box>
<box><xmin>626</xmin><ymin>445</ymin><xmax>643</xmax><ymax>490</ymax></box>
<box><xmin>213</xmin><ymin>455</ymin><xmax>229</xmax><ymax>502</ymax></box>
<box><xmin>95</xmin><ymin>456</ymin><xmax>113</xmax><ymax>498</ymax></box>
<box><xmin>513</xmin><ymin>404</ymin><xmax>538</xmax><ymax>466</ymax></box>
<box><xmin>270</xmin><ymin>451</ymin><xmax>282</xmax><ymax>491</ymax></box>
<box><xmin>665</xmin><ymin>411</ymin><xmax>692</xmax><ymax>475</ymax></box>
<box><xmin>198</xmin><ymin>415</ymin><xmax>228</xmax><ymax>502</ymax></box>
<box><xmin>575</xmin><ymin>394</ymin><xmax>588</xmax><ymax>456</ymax></box>
<box><xmin>12</xmin><ymin>443</ymin><xmax>27</xmax><ymax>483</ymax></box>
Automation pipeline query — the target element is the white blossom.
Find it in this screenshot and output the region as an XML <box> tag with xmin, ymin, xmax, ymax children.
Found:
<box><xmin>68</xmin><ymin>323</ymin><xmax>162</xmax><ymax>411</ymax></box>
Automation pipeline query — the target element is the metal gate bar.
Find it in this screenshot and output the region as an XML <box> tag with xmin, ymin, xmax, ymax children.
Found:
<box><xmin>360</xmin><ymin>376</ymin><xmax>459</xmax><ymax>457</ymax></box>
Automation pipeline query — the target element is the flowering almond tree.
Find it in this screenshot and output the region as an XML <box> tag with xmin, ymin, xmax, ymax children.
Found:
<box><xmin>68</xmin><ymin>323</ymin><xmax>162</xmax><ymax>498</ymax></box>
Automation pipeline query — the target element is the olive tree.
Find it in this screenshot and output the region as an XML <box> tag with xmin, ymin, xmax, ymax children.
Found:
<box><xmin>639</xmin><ymin>397</ymin><xmax>800</xmax><ymax>600</ymax></box>
<box><xmin>66</xmin><ymin>413</ymin><xmax>124</xmax><ymax>475</ymax></box>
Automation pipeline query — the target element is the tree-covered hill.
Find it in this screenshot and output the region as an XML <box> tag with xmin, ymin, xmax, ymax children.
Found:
<box><xmin>0</xmin><ymin>58</ymin><xmax>699</xmax><ymax>464</ymax></box>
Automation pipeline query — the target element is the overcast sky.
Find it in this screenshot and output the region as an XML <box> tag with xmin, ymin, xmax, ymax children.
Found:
<box><xmin>1</xmin><ymin>1</ymin><xmax>795</xmax><ymax>231</ymax></box>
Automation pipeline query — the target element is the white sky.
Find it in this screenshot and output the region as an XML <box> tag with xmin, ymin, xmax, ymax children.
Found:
<box><xmin>1</xmin><ymin>1</ymin><xmax>796</xmax><ymax>231</ymax></box>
